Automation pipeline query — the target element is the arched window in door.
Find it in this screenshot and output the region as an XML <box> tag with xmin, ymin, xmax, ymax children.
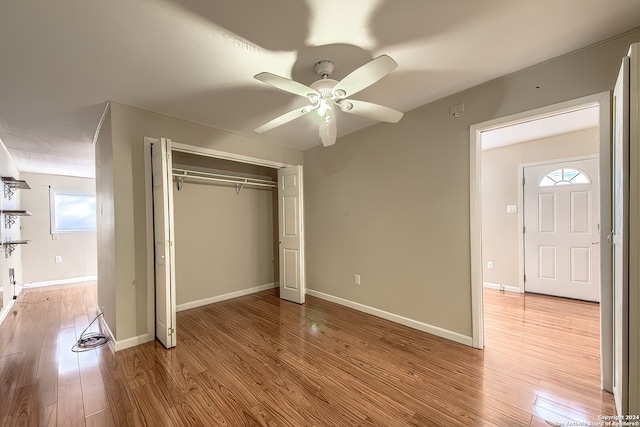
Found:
<box><xmin>539</xmin><ymin>167</ymin><xmax>590</xmax><ymax>187</ymax></box>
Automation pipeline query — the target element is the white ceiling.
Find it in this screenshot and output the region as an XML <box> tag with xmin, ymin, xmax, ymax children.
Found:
<box><xmin>1</xmin><ymin>1</ymin><xmax>639</xmax><ymax>178</ymax></box>
<box><xmin>481</xmin><ymin>105</ymin><xmax>600</xmax><ymax>150</ymax></box>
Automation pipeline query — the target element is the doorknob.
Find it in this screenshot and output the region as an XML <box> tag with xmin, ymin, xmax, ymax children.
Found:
<box><xmin>592</xmin><ymin>241</ymin><xmax>600</xmax><ymax>245</ymax></box>
<box><xmin>607</xmin><ymin>231</ymin><xmax>614</xmax><ymax>245</ymax></box>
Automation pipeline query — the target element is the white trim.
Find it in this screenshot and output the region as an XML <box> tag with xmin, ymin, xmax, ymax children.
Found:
<box><xmin>114</xmin><ymin>334</ymin><xmax>154</xmax><ymax>351</ymax></box>
<box><xmin>96</xmin><ymin>305</ymin><xmax>154</xmax><ymax>351</ymax></box>
<box><xmin>176</xmin><ymin>282</ymin><xmax>278</xmax><ymax>312</ymax></box>
<box><xmin>23</xmin><ymin>276</ymin><xmax>98</xmax><ymax>288</ymax></box>
<box><xmin>470</xmin><ymin>91</ymin><xmax>613</xmax><ymax>389</ymax></box>
<box><xmin>171</xmin><ymin>142</ymin><xmax>289</xmax><ymax>169</ymax></box>
<box><xmin>92</xmin><ymin>102</ymin><xmax>111</xmax><ymax>146</ymax></box>
<box><xmin>470</xmin><ymin>126</ymin><xmax>484</xmax><ymax>349</ymax></box>
<box><xmin>483</xmin><ymin>282</ymin><xmax>522</xmax><ymax>293</ymax></box>
<box><xmin>0</xmin><ymin>299</ymin><xmax>16</xmax><ymax>326</ymax></box>
<box><xmin>306</xmin><ymin>289</ymin><xmax>473</xmax><ymax>347</ymax></box>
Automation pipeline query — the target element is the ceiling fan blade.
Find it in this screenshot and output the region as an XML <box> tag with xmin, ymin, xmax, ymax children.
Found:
<box><xmin>319</xmin><ymin>112</ymin><xmax>337</xmax><ymax>147</ymax></box>
<box><xmin>332</xmin><ymin>55</ymin><xmax>398</xmax><ymax>98</ymax></box>
<box><xmin>255</xmin><ymin>106</ymin><xmax>314</xmax><ymax>133</ymax></box>
<box><xmin>255</xmin><ymin>72</ymin><xmax>319</xmax><ymax>98</ymax></box>
<box><xmin>341</xmin><ymin>99</ymin><xmax>404</xmax><ymax>123</ymax></box>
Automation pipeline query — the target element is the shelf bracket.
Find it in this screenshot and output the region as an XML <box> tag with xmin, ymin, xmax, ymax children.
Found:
<box><xmin>4</xmin><ymin>214</ymin><xmax>16</xmax><ymax>229</ymax></box>
<box><xmin>4</xmin><ymin>243</ymin><xmax>16</xmax><ymax>258</ymax></box>
<box><xmin>235</xmin><ymin>183</ymin><xmax>244</xmax><ymax>195</ymax></box>
<box><xmin>3</xmin><ymin>184</ymin><xmax>15</xmax><ymax>200</ymax></box>
<box><xmin>177</xmin><ymin>177</ymin><xmax>184</xmax><ymax>192</ymax></box>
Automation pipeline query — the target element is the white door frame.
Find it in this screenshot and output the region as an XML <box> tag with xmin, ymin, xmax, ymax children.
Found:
<box><xmin>144</xmin><ymin>137</ymin><xmax>300</xmax><ymax>347</ymax></box>
<box><xmin>469</xmin><ymin>91</ymin><xmax>613</xmax><ymax>391</ymax></box>
<box><xmin>517</xmin><ymin>154</ymin><xmax>600</xmax><ymax>296</ymax></box>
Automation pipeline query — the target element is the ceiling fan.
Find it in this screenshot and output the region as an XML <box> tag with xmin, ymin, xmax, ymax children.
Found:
<box><xmin>254</xmin><ymin>55</ymin><xmax>404</xmax><ymax>147</ymax></box>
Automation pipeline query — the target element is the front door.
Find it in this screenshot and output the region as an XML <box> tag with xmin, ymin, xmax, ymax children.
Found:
<box><xmin>524</xmin><ymin>158</ymin><xmax>600</xmax><ymax>302</ymax></box>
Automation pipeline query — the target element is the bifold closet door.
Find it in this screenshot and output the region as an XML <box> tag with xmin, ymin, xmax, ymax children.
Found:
<box><xmin>278</xmin><ymin>165</ymin><xmax>305</xmax><ymax>304</ymax></box>
<box><xmin>151</xmin><ymin>137</ymin><xmax>177</xmax><ymax>348</ymax></box>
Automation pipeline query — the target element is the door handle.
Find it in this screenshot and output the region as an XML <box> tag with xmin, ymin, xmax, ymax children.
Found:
<box><xmin>607</xmin><ymin>231</ymin><xmax>614</xmax><ymax>246</ymax></box>
<box><xmin>592</xmin><ymin>241</ymin><xmax>600</xmax><ymax>245</ymax></box>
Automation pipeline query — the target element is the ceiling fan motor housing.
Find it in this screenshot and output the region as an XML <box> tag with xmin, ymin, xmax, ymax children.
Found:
<box><xmin>314</xmin><ymin>60</ymin><xmax>335</xmax><ymax>78</ymax></box>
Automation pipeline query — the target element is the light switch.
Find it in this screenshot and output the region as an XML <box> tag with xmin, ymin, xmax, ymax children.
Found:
<box><xmin>506</xmin><ymin>205</ymin><xmax>517</xmax><ymax>214</ymax></box>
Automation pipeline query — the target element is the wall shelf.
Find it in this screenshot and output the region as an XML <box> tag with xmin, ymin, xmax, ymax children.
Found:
<box><xmin>1</xmin><ymin>177</ymin><xmax>31</xmax><ymax>200</ymax></box>
<box><xmin>2</xmin><ymin>240</ymin><xmax>29</xmax><ymax>258</ymax></box>
<box><xmin>1</xmin><ymin>210</ymin><xmax>32</xmax><ymax>229</ymax></box>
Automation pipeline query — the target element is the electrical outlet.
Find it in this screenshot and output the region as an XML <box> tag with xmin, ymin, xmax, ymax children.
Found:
<box><xmin>487</xmin><ymin>261</ymin><xmax>494</xmax><ymax>270</ymax></box>
<box><xmin>354</xmin><ymin>274</ymin><xmax>361</xmax><ymax>285</ymax></box>
<box><xmin>55</xmin><ymin>256</ymin><xmax>62</xmax><ymax>263</ymax></box>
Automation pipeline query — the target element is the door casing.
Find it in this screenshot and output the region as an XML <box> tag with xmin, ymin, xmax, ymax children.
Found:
<box><xmin>469</xmin><ymin>92</ymin><xmax>612</xmax><ymax>391</ymax></box>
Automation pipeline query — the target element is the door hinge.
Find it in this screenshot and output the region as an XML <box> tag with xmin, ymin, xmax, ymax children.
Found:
<box><xmin>523</xmin><ymin>226</ymin><xmax>526</xmax><ymax>233</ymax></box>
<box><xmin>168</xmin><ymin>240</ymin><xmax>173</xmax><ymax>247</ymax></box>
<box><xmin>165</xmin><ymin>153</ymin><xmax>171</xmax><ymax>160</ymax></box>
<box><xmin>524</xmin><ymin>274</ymin><xmax>526</xmax><ymax>282</ymax></box>
<box><xmin>168</xmin><ymin>327</ymin><xmax>175</xmax><ymax>336</ymax></box>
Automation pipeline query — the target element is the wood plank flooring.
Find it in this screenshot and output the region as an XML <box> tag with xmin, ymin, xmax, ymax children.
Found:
<box><xmin>0</xmin><ymin>282</ymin><xmax>615</xmax><ymax>426</ymax></box>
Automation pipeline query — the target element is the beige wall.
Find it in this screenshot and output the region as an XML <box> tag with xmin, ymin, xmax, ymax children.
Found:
<box><xmin>172</xmin><ymin>151</ymin><xmax>277</xmax><ymax>306</ymax></box>
<box><xmin>481</xmin><ymin>128</ymin><xmax>599</xmax><ymax>289</ymax></box>
<box><xmin>174</xmin><ymin>180</ymin><xmax>276</xmax><ymax>306</ymax></box>
<box><xmin>0</xmin><ymin>142</ymin><xmax>23</xmax><ymax>312</ymax></box>
<box><xmin>304</xmin><ymin>30</ymin><xmax>640</xmax><ymax>339</ymax></box>
<box><xmin>98</xmin><ymin>102</ymin><xmax>303</xmax><ymax>342</ymax></box>
<box><xmin>20</xmin><ymin>173</ymin><xmax>97</xmax><ymax>284</ymax></box>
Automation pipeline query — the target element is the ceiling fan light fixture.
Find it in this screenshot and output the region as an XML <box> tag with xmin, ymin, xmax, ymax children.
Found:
<box><xmin>317</xmin><ymin>99</ymin><xmax>333</xmax><ymax>117</ymax></box>
<box><xmin>253</xmin><ymin>54</ymin><xmax>403</xmax><ymax>146</ymax></box>
<box><xmin>340</xmin><ymin>101</ymin><xmax>353</xmax><ymax>112</ymax></box>
<box><xmin>333</xmin><ymin>88</ymin><xmax>347</xmax><ymax>98</ymax></box>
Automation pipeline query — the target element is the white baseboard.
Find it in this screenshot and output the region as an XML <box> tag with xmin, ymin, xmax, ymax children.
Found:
<box><xmin>0</xmin><ymin>299</ymin><xmax>17</xmax><ymax>326</ymax></box>
<box><xmin>95</xmin><ymin>305</ymin><xmax>154</xmax><ymax>351</ymax></box>
<box><xmin>483</xmin><ymin>282</ymin><xmax>522</xmax><ymax>293</ymax></box>
<box><xmin>114</xmin><ymin>333</ymin><xmax>154</xmax><ymax>351</ymax></box>
<box><xmin>306</xmin><ymin>290</ymin><xmax>473</xmax><ymax>347</ymax></box>
<box><xmin>25</xmin><ymin>276</ymin><xmax>97</xmax><ymax>288</ymax></box>
<box><xmin>176</xmin><ymin>282</ymin><xmax>278</xmax><ymax>312</ymax></box>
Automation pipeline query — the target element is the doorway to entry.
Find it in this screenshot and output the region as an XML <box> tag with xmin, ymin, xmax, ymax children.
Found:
<box><xmin>469</xmin><ymin>92</ymin><xmax>612</xmax><ymax>391</ymax></box>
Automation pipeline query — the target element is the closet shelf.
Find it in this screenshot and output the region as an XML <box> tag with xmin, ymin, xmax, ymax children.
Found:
<box><xmin>2</xmin><ymin>240</ymin><xmax>30</xmax><ymax>258</ymax></box>
<box><xmin>1</xmin><ymin>210</ymin><xmax>32</xmax><ymax>229</ymax></box>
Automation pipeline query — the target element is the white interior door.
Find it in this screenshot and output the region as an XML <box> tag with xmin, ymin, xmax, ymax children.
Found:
<box><xmin>151</xmin><ymin>138</ymin><xmax>177</xmax><ymax>348</ymax></box>
<box><xmin>278</xmin><ymin>165</ymin><xmax>305</xmax><ymax>304</ymax></box>
<box><xmin>612</xmin><ymin>54</ymin><xmax>630</xmax><ymax>416</ymax></box>
<box><xmin>524</xmin><ymin>158</ymin><xmax>600</xmax><ymax>302</ymax></box>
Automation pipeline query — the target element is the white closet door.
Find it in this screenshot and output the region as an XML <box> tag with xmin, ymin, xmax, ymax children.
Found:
<box><xmin>612</xmin><ymin>52</ymin><xmax>630</xmax><ymax>417</ymax></box>
<box><xmin>278</xmin><ymin>165</ymin><xmax>305</xmax><ymax>304</ymax></box>
<box><xmin>151</xmin><ymin>138</ymin><xmax>177</xmax><ymax>348</ymax></box>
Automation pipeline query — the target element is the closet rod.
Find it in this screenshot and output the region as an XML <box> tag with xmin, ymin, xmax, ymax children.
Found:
<box><xmin>172</xmin><ymin>169</ymin><xmax>277</xmax><ymax>189</ymax></box>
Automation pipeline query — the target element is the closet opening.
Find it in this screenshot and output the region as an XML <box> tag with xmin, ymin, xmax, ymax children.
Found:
<box><xmin>147</xmin><ymin>137</ymin><xmax>305</xmax><ymax>348</ymax></box>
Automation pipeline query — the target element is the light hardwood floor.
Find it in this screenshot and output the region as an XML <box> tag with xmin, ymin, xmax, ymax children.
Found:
<box><xmin>0</xmin><ymin>282</ymin><xmax>615</xmax><ymax>426</ymax></box>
